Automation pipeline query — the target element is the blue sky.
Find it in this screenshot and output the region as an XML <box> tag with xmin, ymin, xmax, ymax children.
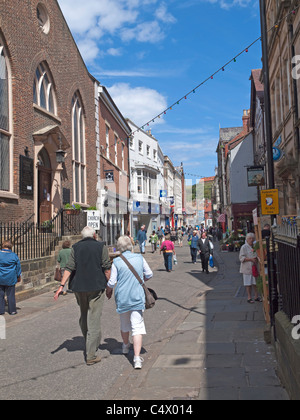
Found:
<box><xmin>58</xmin><ymin>0</ymin><xmax>262</xmax><ymax>183</ymax></box>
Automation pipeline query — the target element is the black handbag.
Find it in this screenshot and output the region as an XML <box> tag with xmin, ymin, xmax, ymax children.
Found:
<box><xmin>119</xmin><ymin>254</ymin><xmax>157</xmax><ymax>309</ymax></box>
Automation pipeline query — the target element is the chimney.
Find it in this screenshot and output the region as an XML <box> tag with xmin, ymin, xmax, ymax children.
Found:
<box><xmin>242</xmin><ymin>109</ymin><xmax>250</xmax><ymax>133</ymax></box>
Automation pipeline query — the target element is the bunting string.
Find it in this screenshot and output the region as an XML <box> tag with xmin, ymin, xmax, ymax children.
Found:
<box><xmin>129</xmin><ymin>4</ymin><xmax>300</xmax><ymax>136</ymax></box>
<box><xmin>101</xmin><ymin>4</ymin><xmax>300</xmax><ymax>150</ymax></box>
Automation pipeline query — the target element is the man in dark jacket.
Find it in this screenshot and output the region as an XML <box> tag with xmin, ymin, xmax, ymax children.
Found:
<box><xmin>54</xmin><ymin>226</ymin><xmax>111</xmax><ymax>365</ymax></box>
<box><xmin>198</xmin><ymin>232</ymin><xmax>213</xmax><ymax>274</ymax></box>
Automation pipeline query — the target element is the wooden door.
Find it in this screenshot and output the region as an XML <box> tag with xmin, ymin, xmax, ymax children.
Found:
<box><xmin>38</xmin><ymin>169</ymin><xmax>52</xmax><ymax>224</ymax></box>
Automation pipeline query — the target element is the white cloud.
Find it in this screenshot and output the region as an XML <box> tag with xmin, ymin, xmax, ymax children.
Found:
<box><xmin>155</xmin><ymin>3</ymin><xmax>177</xmax><ymax>23</ymax></box>
<box><xmin>107</xmin><ymin>48</ymin><xmax>123</xmax><ymax>57</ymax></box>
<box><xmin>177</xmin><ymin>0</ymin><xmax>253</xmax><ymax>9</ymax></box>
<box><xmin>58</xmin><ymin>0</ymin><xmax>176</xmax><ymax>62</ymax></box>
<box><xmin>77</xmin><ymin>39</ymin><xmax>100</xmax><ymax>62</ymax></box>
<box><xmin>107</xmin><ymin>83</ymin><xmax>168</xmax><ymax>126</ymax></box>
<box><xmin>121</xmin><ymin>21</ymin><xmax>165</xmax><ymax>43</ymax></box>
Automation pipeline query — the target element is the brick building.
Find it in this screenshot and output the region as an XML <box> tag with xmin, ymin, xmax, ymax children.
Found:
<box><xmin>0</xmin><ymin>0</ymin><xmax>98</xmax><ymax>225</ymax></box>
<box><xmin>266</xmin><ymin>0</ymin><xmax>300</xmax><ymax>215</ymax></box>
<box><xmin>97</xmin><ymin>85</ymin><xmax>131</xmax><ymax>245</ymax></box>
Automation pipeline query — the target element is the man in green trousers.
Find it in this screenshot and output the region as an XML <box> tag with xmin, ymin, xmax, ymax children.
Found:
<box><xmin>54</xmin><ymin>226</ymin><xmax>111</xmax><ymax>365</ymax></box>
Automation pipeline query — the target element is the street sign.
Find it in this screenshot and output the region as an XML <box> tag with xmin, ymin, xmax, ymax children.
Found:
<box><xmin>160</xmin><ymin>190</ymin><xmax>167</xmax><ymax>198</ymax></box>
<box><xmin>261</xmin><ymin>189</ymin><xmax>279</xmax><ymax>215</ymax></box>
<box><xmin>86</xmin><ymin>210</ymin><xmax>101</xmax><ymax>230</ymax></box>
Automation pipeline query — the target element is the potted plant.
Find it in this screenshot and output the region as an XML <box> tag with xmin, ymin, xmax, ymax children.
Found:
<box><xmin>41</xmin><ymin>220</ymin><xmax>53</xmax><ymax>233</ymax></box>
<box><xmin>64</xmin><ymin>203</ymin><xmax>81</xmax><ymax>214</ymax></box>
<box><xmin>253</xmin><ymin>241</ymin><xmax>267</xmax><ymax>262</ymax></box>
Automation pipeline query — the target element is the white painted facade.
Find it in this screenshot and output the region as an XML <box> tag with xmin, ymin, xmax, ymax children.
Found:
<box><xmin>127</xmin><ymin>120</ymin><xmax>162</xmax><ymax>239</ymax></box>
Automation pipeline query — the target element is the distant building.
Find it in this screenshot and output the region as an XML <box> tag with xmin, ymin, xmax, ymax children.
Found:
<box><xmin>97</xmin><ymin>85</ymin><xmax>131</xmax><ymax>245</ymax></box>
<box><xmin>127</xmin><ymin>121</ymin><xmax>161</xmax><ymax>238</ymax></box>
<box><xmin>266</xmin><ymin>0</ymin><xmax>300</xmax><ymax>215</ymax></box>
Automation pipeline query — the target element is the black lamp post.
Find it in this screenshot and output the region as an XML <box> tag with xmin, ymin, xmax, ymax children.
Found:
<box><xmin>56</xmin><ymin>134</ymin><xmax>65</xmax><ymax>164</ymax></box>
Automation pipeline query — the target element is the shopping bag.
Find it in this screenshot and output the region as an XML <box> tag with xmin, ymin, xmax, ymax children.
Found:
<box><xmin>54</xmin><ymin>266</ymin><xmax>62</xmax><ymax>282</ymax></box>
<box><xmin>209</xmin><ymin>255</ymin><xmax>214</xmax><ymax>268</ymax></box>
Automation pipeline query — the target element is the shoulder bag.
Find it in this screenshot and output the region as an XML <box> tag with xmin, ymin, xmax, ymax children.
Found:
<box><xmin>119</xmin><ymin>254</ymin><xmax>157</xmax><ymax>309</ymax></box>
<box><xmin>54</xmin><ymin>266</ymin><xmax>62</xmax><ymax>282</ymax></box>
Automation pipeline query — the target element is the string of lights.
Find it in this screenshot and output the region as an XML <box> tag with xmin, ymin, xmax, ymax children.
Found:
<box><xmin>100</xmin><ymin>4</ymin><xmax>300</xmax><ymax>151</ymax></box>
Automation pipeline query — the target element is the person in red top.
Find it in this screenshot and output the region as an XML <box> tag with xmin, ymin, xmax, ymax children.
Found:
<box><xmin>160</xmin><ymin>234</ymin><xmax>176</xmax><ymax>272</ymax></box>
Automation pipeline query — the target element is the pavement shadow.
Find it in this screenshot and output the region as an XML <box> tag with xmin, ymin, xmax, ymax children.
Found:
<box><xmin>99</xmin><ymin>338</ymin><xmax>147</xmax><ymax>356</ymax></box>
<box><xmin>51</xmin><ymin>336</ymin><xmax>85</xmax><ymax>355</ymax></box>
<box><xmin>157</xmin><ymin>296</ymin><xmax>206</xmax><ymax>316</ymax></box>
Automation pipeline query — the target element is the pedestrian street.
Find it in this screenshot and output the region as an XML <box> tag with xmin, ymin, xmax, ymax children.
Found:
<box><xmin>0</xmin><ymin>241</ymin><xmax>288</xmax><ymax>400</ymax></box>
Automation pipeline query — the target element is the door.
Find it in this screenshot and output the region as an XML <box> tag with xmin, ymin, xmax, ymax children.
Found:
<box><xmin>38</xmin><ymin>168</ymin><xmax>52</xmax><ymax>224</ymax></box>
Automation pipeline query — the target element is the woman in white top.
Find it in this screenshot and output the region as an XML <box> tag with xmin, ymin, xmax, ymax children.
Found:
<box><xmin>239</xmin><ymin>233</ymin><xmax>261</xmax><ymax>304</ymax></box>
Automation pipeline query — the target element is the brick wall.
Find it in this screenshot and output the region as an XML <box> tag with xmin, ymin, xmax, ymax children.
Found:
<box><xmin>0</xmin><ymin>0</ymin><xmax>98</xmax><ymax>222</ymax></box>
<box><xmin>99</xmin><ymin>95</ymin><xmax>130</xmax><ymax>201</ymax></box>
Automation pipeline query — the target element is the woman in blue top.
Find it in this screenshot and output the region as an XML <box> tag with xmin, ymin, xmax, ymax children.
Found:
<box><xmin>106</xmin><ymin>236</ymin><xmax>153</xmax><ymax>370</ymax></box>
<box><xmin>0</xmin><ymin>240</ymin><xmax>22</xmax><ymax>315</ymax></box>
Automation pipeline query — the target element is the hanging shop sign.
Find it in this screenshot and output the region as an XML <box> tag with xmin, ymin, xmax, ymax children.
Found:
<box><xmin>247</xmin><ymin>166</ymin><xmax>265</xmax><ymax>187</ymax></box>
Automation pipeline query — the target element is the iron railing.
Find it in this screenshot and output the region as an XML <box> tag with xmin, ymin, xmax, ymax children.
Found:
<box><xmin>268</xmin><ymin>220</ymin><xmax>300</xmax><ymax>324</ymax></box>
<box><xmin>0</xmin><ymin>210</ymin><xmax>87</xmax><ymax>261</ymax></box>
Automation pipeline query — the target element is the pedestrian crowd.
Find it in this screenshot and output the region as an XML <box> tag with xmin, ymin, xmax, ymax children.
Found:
<box><xmin>0</xmin><ymin>221</ymin><xmax>262</xmax><ymax>371</ymax></box>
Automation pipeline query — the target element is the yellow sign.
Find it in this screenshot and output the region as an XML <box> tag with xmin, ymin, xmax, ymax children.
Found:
<box><xmin>261</xmin><ymin>189</ymin><xmax>279</xmax><ymax>215</ymax></box>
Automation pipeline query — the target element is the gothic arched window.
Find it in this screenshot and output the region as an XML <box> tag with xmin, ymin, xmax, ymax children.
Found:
<box><xmin>33</xmin><ymin>62</ymin><xmax>56</xmax><ymax>115</ymax></box>
<box><xmin>72</xmin><ymin>93</ymin><xmax>86</xmax><ymax>204</ymax></box>
<box><xmin>0</xmin><ymin>41</ymin><xmax>11</xmax><ymax>192</ymax></box>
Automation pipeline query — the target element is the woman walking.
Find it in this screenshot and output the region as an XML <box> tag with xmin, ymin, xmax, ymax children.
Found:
<box><xmin>106</xmin><ymin>236</ymin><xmax>153</xmax><ymax>369</ymax></box>
<box><xmin>0</xmin><ymin>240</ymin><xmax>22</xmax><ymax>315</ymax></box>
<box><xmin>160</xmin><ymin>234</ymin><xmax>175</xmax><ymax>272</ymax></box>
<box><xmin>239</xmin><ymin>233</ymin><xmax>261</xmax><ymax>304</ymax></box>
<box><xmin>57</xmin><ymin>240</ymin><xmax>72</xmax><ymax>295</ymax></box>
<box><xmin>149</xmin><ymin>231</ymin><xmax>158</xmax><ymax>253</ymax></box>
<box><xmin>177</xmin><ymin>228</ymin><xmax>183</xmax><ymax>248</ymax></box>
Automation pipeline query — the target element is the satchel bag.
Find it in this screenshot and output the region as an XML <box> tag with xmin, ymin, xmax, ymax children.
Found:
<box><xmin>119</xmin><ymin>254</ymin><xmax>157</xmax><ymax>309</ymax></box>
<box><xmin>252</xmin><ymin>264</ymin><xmax>259</xmax><ymax>278</ymax></box>
<box><xmin>54</xmin><ymin>266</ymin><xmax>62</xmax><ymax>282</ymax></box>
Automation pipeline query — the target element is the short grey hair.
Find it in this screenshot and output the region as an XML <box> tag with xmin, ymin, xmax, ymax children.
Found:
<box><xmin>81</xmin><ymin>226</ymin><xmax>96</xmax><ymax>239</ymax></box>
<box><xmin>246</xmin><ymin>232</ymin><xmax>255</xmax><ymax>240</ymax></box>
<box><xmin>117</xmin><ymin>235</ymin><xmax>133</xmax><ymax>253</ymax></box>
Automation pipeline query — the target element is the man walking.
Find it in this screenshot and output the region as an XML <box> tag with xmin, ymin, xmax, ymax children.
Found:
<box><xmin>136</xmin><ymin>225</ymin><xmax>147</xmax><ymax>254</ymax></box>
<box><xmin>198</xmin><ymin>232</ymin><xmax>213</xmax><ymax>274</ymax></box>
<box><xmin>54</xmin><ymin>226</ymin><xmax>111</xmax><ymax>365</ymax></box>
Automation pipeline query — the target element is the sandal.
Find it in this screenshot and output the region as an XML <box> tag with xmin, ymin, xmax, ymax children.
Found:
<box><xmin>247</xmin><ymin>299</ymin><xmax>255</xmax><ymax>304</ymax></box>
<box><xmin>255</xmin><ymin>297</ymin><xmax>262</xmax><ymax>302</ymax></box>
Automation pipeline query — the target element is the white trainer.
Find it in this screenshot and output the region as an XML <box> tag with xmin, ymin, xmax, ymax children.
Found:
<box><xmin>122</xmin><ymin>342</ymin><xmax>131</xmax><ymax>354</ymax></box>
<box><xmin>134</xmin><ymin>356</ymin><xmax>144</xmax><ymax>369</ymax></box>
